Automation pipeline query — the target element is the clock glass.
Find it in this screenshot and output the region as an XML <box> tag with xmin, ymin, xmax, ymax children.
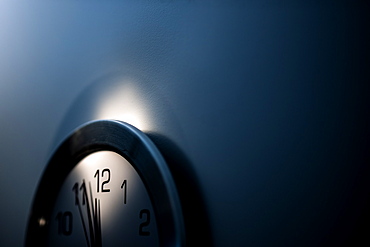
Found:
<box><xmin>47</xmin><ymin>151</ymin><xmax>159</xmax><ymax>247</ymax></box>
<box><xmin>25</xmin><ymin>120</ymin><xmax>184</xmax><ymax>247</ymax></box>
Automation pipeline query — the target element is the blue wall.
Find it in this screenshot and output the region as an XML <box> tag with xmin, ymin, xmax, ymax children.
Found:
<box><xmin>0</xmin><ymin>1</ymin><xmax>368</xmax><ymax>246</ymax></box>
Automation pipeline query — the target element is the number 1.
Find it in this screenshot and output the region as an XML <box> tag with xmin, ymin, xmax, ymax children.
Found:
<box><xmin>121</xmin><ymin>180</ymin><xmax>127</xmax><ymax>204</ymax></box>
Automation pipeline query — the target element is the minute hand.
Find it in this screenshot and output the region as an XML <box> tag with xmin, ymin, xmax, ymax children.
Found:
<box><xmin>73</xmin><ymin>182</ymin><xmax>90</xmax><ymax>247</ymax></box>
<box><xmin>88</xmin><ymin>182</ymin><xmax>102</xmax><ymax>247</ymax></box>
<box><xmin>89</xmin><ymin>183</ymin><xmax>102</xmax><ymax>247</ymax></box>
<box><xmin>77</xmin><ymin>180</ymin><xmax>103</xmax><ymax>247</ymax></box>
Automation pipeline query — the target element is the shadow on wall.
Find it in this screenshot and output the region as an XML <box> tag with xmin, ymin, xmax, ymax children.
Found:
<box><xmin>147</xmin><ymin>132</ymin><xmax>213</xmax><ymax>247</ymax></box>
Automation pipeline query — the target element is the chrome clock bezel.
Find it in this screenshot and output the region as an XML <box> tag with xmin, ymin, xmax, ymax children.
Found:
<box><xmin>25</xmin><ymin>120</ymin><xmax>185</xmax><ymax>247</ymax></box>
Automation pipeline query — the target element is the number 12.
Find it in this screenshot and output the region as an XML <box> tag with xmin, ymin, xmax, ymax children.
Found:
<box><xmin>94</xmin><ymin>169</ymin><xmax>111</xmax><ymax>193</ymax></box>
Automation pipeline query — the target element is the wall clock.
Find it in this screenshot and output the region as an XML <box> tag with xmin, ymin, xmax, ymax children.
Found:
<box><xmin>25</xmin><ymin>120</ymin><xmax>185</xmax><ymax>247</ymax></box>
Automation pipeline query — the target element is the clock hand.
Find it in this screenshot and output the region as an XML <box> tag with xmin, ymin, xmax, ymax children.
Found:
<box><xmin>73</xmin><ymin>180</ymin><xmax>103</xmax><ymax>247</ymax></box>
<box><xmin>73</xmin><ymin>182</ymin><xmax>91</xmax><ymax>247</ymax></box>
<box><xmin>88</xmin><ymin>182</ymin><xmax>102</xmax><ymax>247</ymax></box>
<box><xmin>80</xmin><ymin>181</ymin><xmax>96</xmax><ymax>246</ymax></box>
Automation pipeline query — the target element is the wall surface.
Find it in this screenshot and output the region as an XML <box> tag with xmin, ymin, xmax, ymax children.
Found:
<box><xmin>0</xmin><ymin>1</ymin><xmax>369</xmax><ymax>246</ymax></box>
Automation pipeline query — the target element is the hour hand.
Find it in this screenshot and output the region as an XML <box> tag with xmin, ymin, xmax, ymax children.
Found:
<box><xmin>72</xmin><ymin>182</ymin><xmax>91</xmax><ymax>247</ymax></box>
<box><xmin>72</xmin><ymin>180</ymin><xmax>103</xmax><ymax>247</ymax></box>
<box><xmin>88</xmin><ymin>182</ymin><xmax>102</xmax><ymax>247</ymax></box>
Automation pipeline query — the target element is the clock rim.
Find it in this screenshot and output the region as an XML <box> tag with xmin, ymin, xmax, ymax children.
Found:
<box><xmin>25</xmin><ymin>120</ymin><xmax>185</xmax><ymax>247</ymax></box>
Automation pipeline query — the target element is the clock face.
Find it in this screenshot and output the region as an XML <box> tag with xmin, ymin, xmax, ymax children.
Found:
<box><xmin>26</xmin><ymin>120</ymin><xmax>184</xmax><ymax>247</ymax></box>
<box><xmin>47</xmin><ymin>151</ymin><xmax>159</xmax><ymax>247</ymax></box>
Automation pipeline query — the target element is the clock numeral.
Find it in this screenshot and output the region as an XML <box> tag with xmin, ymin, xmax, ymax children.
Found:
<box><xmin>121</xmin><ymin>180</ymin><xmax>127</xmax><ymax>204</ymax></box>
<box><xmin>94</xmin><ymin>168</ymin><xmax>111</xmax><ymax>193</ymax></box>
<box><xmin>139</xmin><ymin>209</ymin><xmax>151</xmax><ymax>236</ymax></box>
<box><xmin>56</xmin><ymin>211</ymin><xmax>73</xmax><ymax>236</ymax></box>
<box><xmin>72</xmin><ymin>182</ymin><xmax>88</xmax><ymax>205</ymax></box>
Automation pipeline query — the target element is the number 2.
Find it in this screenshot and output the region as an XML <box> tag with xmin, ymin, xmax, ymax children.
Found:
<box><xmin>139</xmin><ymin>209</ymin><xmax>151</xmax><ymax>236</ymax></box>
